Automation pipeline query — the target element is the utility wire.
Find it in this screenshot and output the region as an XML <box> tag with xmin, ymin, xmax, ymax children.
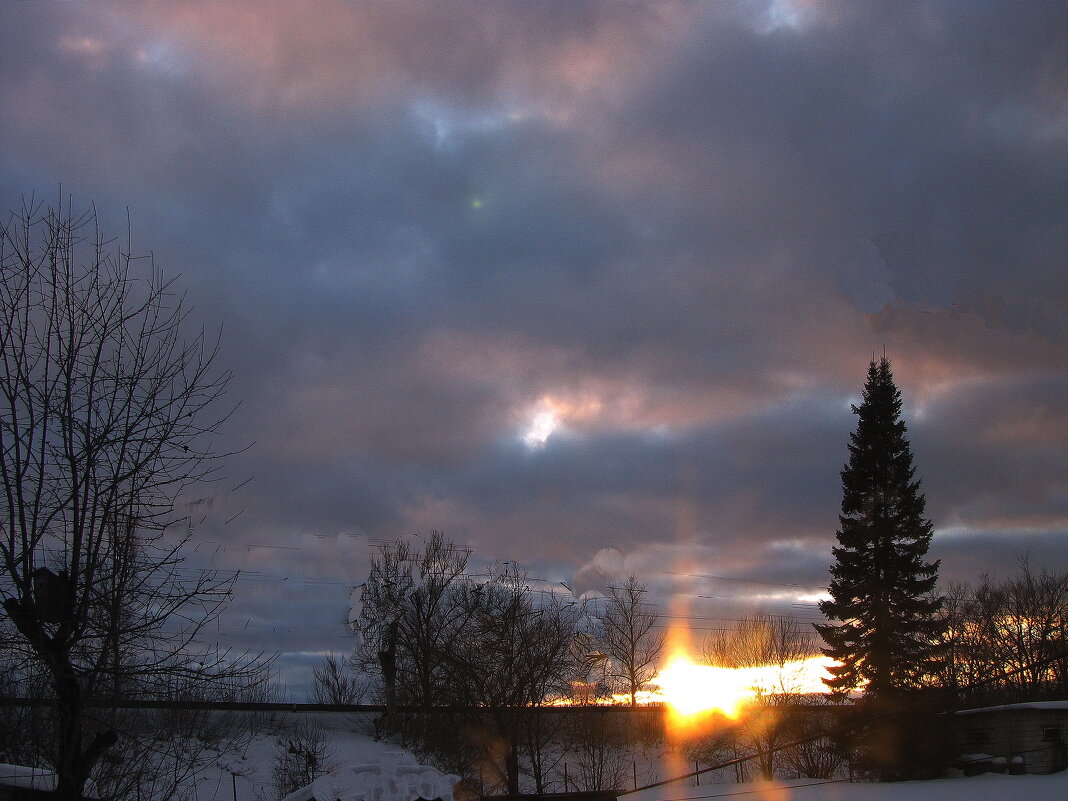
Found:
<box><xmin>640</xmin><ymin>777</ymin><xmax>855</xmax><ymax>800</ymax></box>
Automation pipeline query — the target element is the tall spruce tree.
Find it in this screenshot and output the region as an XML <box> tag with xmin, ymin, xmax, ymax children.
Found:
<box><xmin>817</xmin><ymin>357</ymin><xmax>943</xmax><ymax>698</ymax></box>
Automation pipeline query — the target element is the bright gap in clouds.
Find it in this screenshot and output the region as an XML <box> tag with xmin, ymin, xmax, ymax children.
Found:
<box><xmin>523</xmin><ymin>408</ymin><xmax>559</xmax><ymax>448</ymax></box>
<box><xmin>519</xmin><ymin>394</ymin><xmax>602</xmax><ymax>448</ymax></box>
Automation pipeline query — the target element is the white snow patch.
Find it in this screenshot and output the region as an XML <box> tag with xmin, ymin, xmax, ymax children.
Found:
<box><xmin>281</xmin><ymin>752</ymin><xmax>458</xmax><ymax>801</ymax></box>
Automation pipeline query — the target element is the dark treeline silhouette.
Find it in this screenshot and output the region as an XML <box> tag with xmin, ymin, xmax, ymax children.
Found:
<box><xmin>935</xmin><ymin>560</ymin><xmax>1068</xmax><ymax>706</ymax></box>
<box><xmin>344</xmin><ymin>532</ymin><xmax>674</xmax><ymax>795</ymax></box>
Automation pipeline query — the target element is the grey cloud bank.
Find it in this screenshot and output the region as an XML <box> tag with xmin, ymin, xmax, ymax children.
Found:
<box><xmin>1</xmin><ymin>0</ymin><xmax>1065</xmax><ymax>695</ymax></box>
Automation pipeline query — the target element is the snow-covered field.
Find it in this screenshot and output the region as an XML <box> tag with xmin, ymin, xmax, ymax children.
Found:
<box><xmin>628</xmin><ymin>772</ymin><xmax>1068</xmax><ymax>801</ymax></box>
<box><xmin>189</xmin><ymin>712</ymin><xmax>1068</xmax><ymax>801</ymax></box>
<box><xmin>189</xmin><ymin>713</ymin><xmax>407</xmax><ymax>801</ymax></box>
<box><xmin>7</xmin><ymin>712</ymin><xmax>1068</xmax><ymax>801</ymax></box>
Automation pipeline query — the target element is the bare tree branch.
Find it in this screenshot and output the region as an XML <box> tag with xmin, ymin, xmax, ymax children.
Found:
<box><xmin>0</xmin><ymin>197</ymin><xmax>269</xmax><ymax>801</ymax></box>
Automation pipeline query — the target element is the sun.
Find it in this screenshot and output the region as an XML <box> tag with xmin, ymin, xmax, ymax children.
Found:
<box><xmin>657</xmin><ymin>655</ymin><xmax>756</xmax><ymax>721</ymax></box>
<box><xmin>654</xmin><ymin>652</ymin><xmax>840</xmax><ymax>732</ymax></box>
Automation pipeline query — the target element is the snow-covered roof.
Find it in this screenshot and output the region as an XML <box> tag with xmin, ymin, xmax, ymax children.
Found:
<box><xmin>956</xmin><ymin>700</ymin><xmax>1068</xmax><ymax>716</ymax></box>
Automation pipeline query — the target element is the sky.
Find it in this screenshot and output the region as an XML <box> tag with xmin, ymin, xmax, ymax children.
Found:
<box><xmin>1</xmin><ymin>1</ymin><xmax>1066</xmax><ymax>697</ymax></box>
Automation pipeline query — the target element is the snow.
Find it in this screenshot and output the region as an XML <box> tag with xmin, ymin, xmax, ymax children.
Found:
<box><xmin>280</xmin><ymin>753</ymin><xmax>459</xmax><ymax>801</ymax></box>
<box><xmin>196</xmin><ymin>712</ymin><xmax>1068</xmax><ymax>801</ymax></box>
<box><xmin>0</xmin><ymin>764</ymin><xmax>58</xmax><ymax>792</ymax></box>
<box><xmin>5</xmin><ymin>711</ymin><xmax>1068</xmax><ymax>801</ymax></box>
<box><xmin>188</xmin><ymin>714</ymin><xmax>423</xmax><ymax>801</ymax></box>
<box><xmin>0</xmin><ymin>764</ymin><xmax>99</xmax><ymax>796</ymax></box>
<box><xmin>626</xmin><ymin>772</ymin><xmax>1068</xmax><ymax>801</ymax></box>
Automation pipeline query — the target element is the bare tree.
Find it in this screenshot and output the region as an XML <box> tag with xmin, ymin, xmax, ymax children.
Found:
<box><xmin>702</xmin><ymin>614</ymin><xmax>817</xmax><ymax>780</ymax></box>
<box><xmin>353</xmin><ymin>536</ymin><xmax>415</xmax><ymax>710</ymax></box>
<box><xmin>561</xmin><ymin>709</ymin><xmax>630</xmax><ymax>792</ymax></box>
<box><xmin>599</xmin><ymin>576</ymin><xmax>665</xmax><ymax>706</ymax></box>
<box><xmin>445</xmin><ymin>563</ymin><xmax>583</xmax><ymax>795</ymax></box>
<box><xmin>271</xmin><ymin>720</ymin><xmax>338</xmax><ymax>800</ymax></box>
<box><xmin>353</xmin><ymin>539</ymin><xmax>586</xmax><ymax>793</ymax></box>
<box><xmin>930</xmin><ymin>582</ymin><xmax>986</xmax><ymax>701</ymax></box>
<box><xmin>397</xmin><ymin>532</ymin><xmax>472</xmax><ymax>707</ymax></box>
<box><xmin>938</xmin><ymin>561</ymin><xmax>1068</xmax><ymax>703</ymax></box>
<box><xmin>980</xmin><ymin>561</ymin><xmax>1068</xmax><ymax>700</ymax></box>
<box><xmin>352</xmin><ymin>532</ymin><xmax>471</xmax><ymax>710</ymax></box>
<box><xmin>312</xmin><ymin>652</ymin><xmax>367</xmax><ymax>705</ymax></box>
<box><xmin>0</xmin><ymin>198</ymin><xmax>264</xmax><ymax>800</ymax></box>
<box><xmin>778</xmin><ymin>698</ymin><xmax>844</xmax><ymax>780</ymax></box>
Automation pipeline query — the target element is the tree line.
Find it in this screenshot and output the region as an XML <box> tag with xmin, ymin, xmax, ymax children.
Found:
<box><xmin>334</xmin><ymin>531</ymin><xmax>665</xmax><ymax>794</ymax></box>
<box><xmin>936</xmin><ymin>562</ymin><xmax>1068</xmax><ymax>705</ymax></box>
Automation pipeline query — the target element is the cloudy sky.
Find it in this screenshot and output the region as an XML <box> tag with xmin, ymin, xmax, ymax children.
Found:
<box><xmin>2</xmin><ymin>1</ymin><xmax>1065</xmax><ymax>696</ymax></box>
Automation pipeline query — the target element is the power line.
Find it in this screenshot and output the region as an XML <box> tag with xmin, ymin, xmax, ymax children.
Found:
<box><xmin>662</xmin><ymin>570</ymin><xmax>826</xmax><ymax>592</ymax></box>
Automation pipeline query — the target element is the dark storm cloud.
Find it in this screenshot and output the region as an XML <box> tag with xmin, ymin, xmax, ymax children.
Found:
<box><xmin>618</xmin><ymin>2</ymin><xmax>1067</xmax><ymax>330</ymax></box>
<box><xmin>931</xmin><ymin>528</ymin><xmax>1068</xmax><ymax>588</ymax></box>
<box><xmin>1</xmin><ymin>0</ymin><xmax>1065</xmax><ymax>689</ymax></box>
<box><xmin>915</xmin><ymin>370</ymin><xmax>1068</xmax><ymax>529</ymax></box>
<box><xmin>448</xmin><ymin>395</ymin><xmax>848</xmax><ymax>547</ymax></box>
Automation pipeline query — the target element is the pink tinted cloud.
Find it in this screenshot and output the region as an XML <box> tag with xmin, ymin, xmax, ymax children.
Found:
<box><xmin>105</xmin><ymin>1</ymin><xmax>695</xmax><ymax>119</ymax></box>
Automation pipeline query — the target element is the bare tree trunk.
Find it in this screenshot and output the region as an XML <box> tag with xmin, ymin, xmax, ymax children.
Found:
<box><xmin>505</xmin><ymin>725</ymin><xmax>521</xmax><ymax>796</ymax></box>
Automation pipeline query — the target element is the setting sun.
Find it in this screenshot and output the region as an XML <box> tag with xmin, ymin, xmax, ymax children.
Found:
<box><xmin>657</xmin><ymin>655</ymin><xmax>758</xmax><ymax>719</ymax></box>
<box><xmin>654</xmin><ymin>653</ymin><xmax>839</xmax><ymax>724</ymax></box>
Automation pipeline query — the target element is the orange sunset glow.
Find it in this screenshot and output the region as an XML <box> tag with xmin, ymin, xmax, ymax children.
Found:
<box><xmin>649</xmin><ymin>614</ymin><xmax>839</xmax><ymax>733</ymax></box>
<box><xmin>655</xmin><ymin>652</ymin><xmax>840</xmax><ymax>719</ymax></box>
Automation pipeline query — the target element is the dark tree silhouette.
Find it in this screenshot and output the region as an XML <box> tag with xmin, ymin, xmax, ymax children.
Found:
<box><xmin>352</xmin><ymin>532</ymin><xmax>470</xmax><ymax>710</ymax></box>
<box><xmin>816</xmin><ymin>357</ymin><xmax>943</xmax><ymax>698</ymax></box>
<box><xmin>311</xmin><ymin>652</ymin><xmax>367</xmax><ymax>705</ymax></box>
<box><xmin>353</xmin><ymin>538</ymin><xmax>584</xmax><ymax>794</ymax></box>
<box><xmin>703</xmin><ymin>613</ymin><xmax>818</xmax><ymax>780</ymax></box>
<box><xmin>445</xmin><ymin>563</ymin><xmax>582</xmax><ymax>795</ymax></box>
<box><xmin>599</xmin><ymin>575</ymin><xmax>664</xmax><ymax>706</ymax></box>
<box><xmin>0</xmin><ymin>198</ymin><xmax>263</xmax><ymax>800</ymax></box>
<box><xmin>816</xmin><ymin>357</ymin><xmax>945</xmax><ymax>779</ymax></box>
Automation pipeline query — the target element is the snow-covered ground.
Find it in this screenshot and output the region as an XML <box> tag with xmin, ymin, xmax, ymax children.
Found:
<box><xmin>7</xmin><ymin>712</ymin><xmax>1067</xmax><ymax>801</ymax></box>
<box><xmin>190</xmin><ymin>713</ymin><xmax>408</xmax><ymax>801</ymax></box>
<box><xmin>191</xmin><ymin>712</ymin><xmax>1068</xmax><ymax>801</ymax></box>
<box><xmin>627</xmin><ymin>772</ymin><xmax>1068</xmax><ymax>801</ymax></box>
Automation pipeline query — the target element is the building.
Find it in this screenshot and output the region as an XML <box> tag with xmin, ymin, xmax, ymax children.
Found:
<box><xmin>954</xmin><ymin>701</ymin><xmax>1068</xmax><ymax>775</ymax></box>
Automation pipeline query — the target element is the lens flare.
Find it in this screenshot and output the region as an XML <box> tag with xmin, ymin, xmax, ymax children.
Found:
<box><xmin>658</xmin><ymin>655</ymin><xmax>755</xmax><ymax>720</ymax></box>
<box><xmin>656</xmin><ymin>652</ymin><xmax>840</xmax><ymax>735</ymax></box>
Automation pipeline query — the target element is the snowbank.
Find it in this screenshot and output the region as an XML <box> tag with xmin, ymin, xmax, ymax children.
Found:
<box><xmin>280</xmin><ymin>751</ymin><xmax>459</xmax><ymax>801</ymax></box>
